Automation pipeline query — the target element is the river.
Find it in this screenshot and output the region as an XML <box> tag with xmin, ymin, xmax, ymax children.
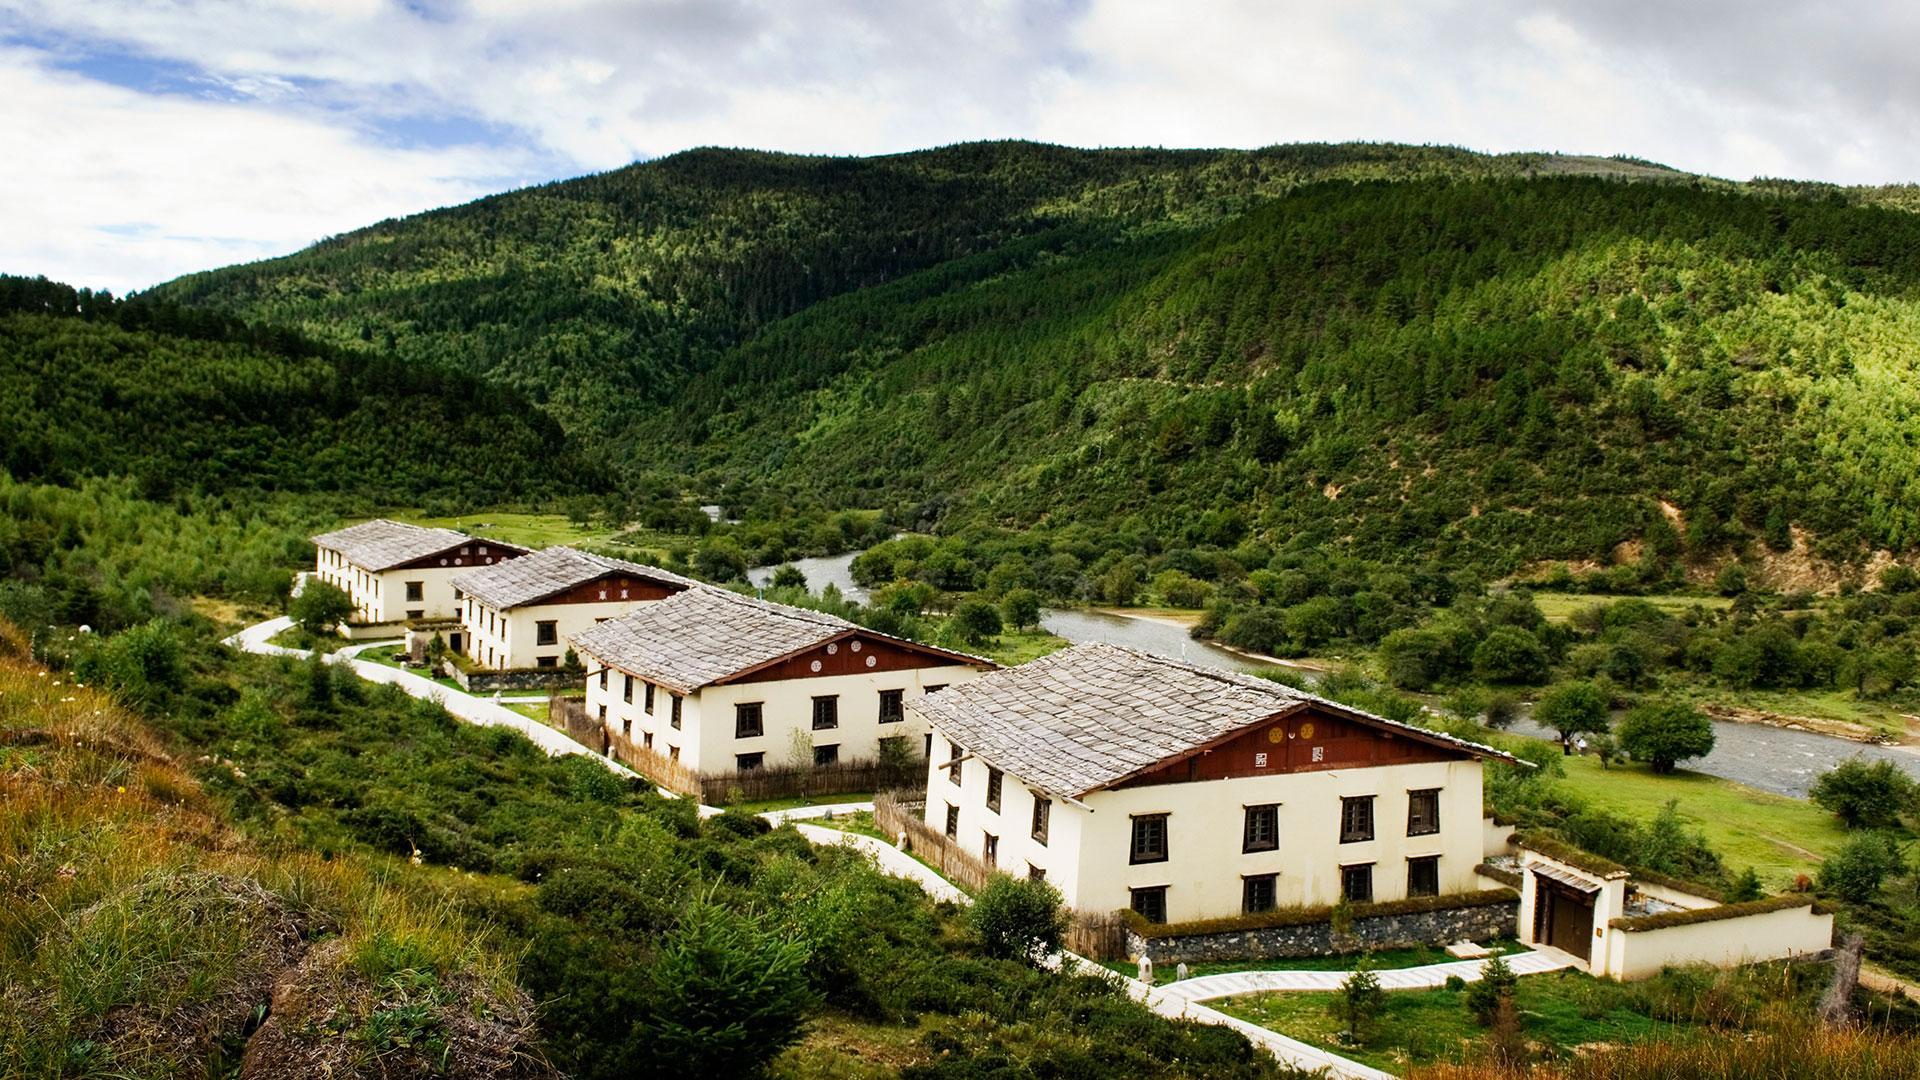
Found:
<box><xmin>750</xmin><ymin>549</ymin><xmax>1917</xmax><ymax>797</ymax></box>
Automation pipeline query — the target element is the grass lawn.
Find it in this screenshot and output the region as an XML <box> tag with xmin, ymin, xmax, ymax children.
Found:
<box><xmin>1667</xmin><ymin>682</ymin><xmax>1916</xmax><ymax>741</ymax></box>
<box><xmin>1100</xmin><ymin>940</ymin><xmax>1528</xmax><ymax>980</ymax></box>
<box><xmin>731</xmin><ymin>792</ymin><xmax>877</xmax><ymax>814</ymax></box>
<box><xmin>1549</xmin><ymin>753</ymin><xmax>1861</xmax><ymax>888</ymax></box>
<box><xmin>976</xmin><ymin>627</ymin><xmax>1071</xmax><ymax>666</ymax></box>
<box><xmin>265</xmin><ymin>626</ymin><xmax>356</xmax><ymax>653</ymax></box>
<box><xmin>505</xmin><ymin>702</ymin><xmax>550</xmax><ymax>723</ymax></box>
<box><xmin>1529</xmin><ymin>591</ymin><xmax>1734</xmax><ymax>624</ymax></box>
<box><xmin>1212</xmin><ymin>970</ymin><xmax>1689</xmax><ymax>1073</ymax></box>
<box><xmin>355</xmin><ymin>645</ymin><xmax>468</xmax><ymax>692</ymax></box>
<box><xmin>390</xmin><ymin>511</ymin><xmax>675</xmax><ymax>557</ymax></box>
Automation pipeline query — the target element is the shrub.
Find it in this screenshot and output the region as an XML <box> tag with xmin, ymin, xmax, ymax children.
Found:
<box><xmin>1817</xmin><ymin>831</ymin><xmax>1906</xmax><ymax>903</ymax></box>
<box><xmin>1810</xmin><ymin>757</ymin><xmax>1917</xmax><ymax>829</ymax></box>
<box><xmin>968</xmin><ymin>875</ymin><xmax>1067</xmax><ymax>964</ymax></box>
<box><xmin>1617</xmin><ymin>700</ymin><xmax>1715</xmax><ymax>773</ymax></box>
<box><xmin>1472</xmin><ymin>626</ymin><xmax>1549</xmax><ymax>684</ymax></box>
<box><xmin>1726</xmin><ymin>867</ymin><xmax>1765</xmax><ymax>903</ymax></box>
<box><xmin>770</xmin><ymin>564</ymin><xmax>808</xmax><ymax>590</ymax></box>
<box><xmin>289</xmin><ymin>580</ymin><xmax>354</xmax><ymax>635</ymax></box>
<box><xmin>641</xmin><ymin>896</ymin><xmax>815</xmax><ymax>1074</ymax></box>
<box><xmin>1331</xmin><ymin>964</ymin><xmax>1385</xmax><ymax>1043</ymax></box>
<box><xmin>1465</xmin><ymin>954</ymin><xmax>1519</xmax><ymax>1026</ymax></box>
<box><xmin>80</xmin><ymin>619</ymin><xmax>186</xmax><ymax>708</ymax></box>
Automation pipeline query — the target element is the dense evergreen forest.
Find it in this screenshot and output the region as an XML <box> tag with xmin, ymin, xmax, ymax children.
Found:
<box><xmin>0</xmin><ymin>275</ymin><xmax>591</xmax><ymax>504</ymax></box>
<box><xmin>148</xmin><ymin>143</ymin><xmax>1920</xmax><ymax>577</ymax></box>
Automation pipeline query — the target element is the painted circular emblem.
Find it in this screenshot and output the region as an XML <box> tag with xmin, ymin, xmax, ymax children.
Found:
<box><xmin>810</xmin><ymin>660</ymin><xmax>823</xmax><ymax>673</ymax></box>
<box><xmin>850</xmin><ymin>640</ymin><xmax>862</xmax><ymax>652</ymax></box>
<box><xmin>864</xmin><ymin>655</ymin><xmax>877</xmax><ymax>668</ymax></box>
<box><xmin>826</xmin><ymin>643</ymin><xmax>838</xmax><ymax>654</ymax></box>
<box><xmin>1268</xmin><ymin>727</ymin><xmax>1285</xmax><ymax>744</ymax></box>
<box><xmin>1298</xmin><ymin>722</ymin><xmax>1315</xmax><ymax>740</ymax></box>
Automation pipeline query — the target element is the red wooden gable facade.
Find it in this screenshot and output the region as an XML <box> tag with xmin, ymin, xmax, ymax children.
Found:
<box><xmin>724</xmin><ymin>632</ymin><xmax>982</xmax><ymax>686</ymax></box>
<box><xmin>389</xmin><ymin>541</ymin><xmax>531</xmax><ymax>572</ymax></box>
<box><xmin>1114</xmin><ymin>706</ymin><xmax>1468</xmax><ymax>790</ymax></box>
<box><xmin>526</xmin><ymin>574</ymin><xmax>688</xmax><ymax>608</ymax></box>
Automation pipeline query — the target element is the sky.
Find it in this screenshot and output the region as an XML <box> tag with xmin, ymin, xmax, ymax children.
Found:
<box><xmin>5</xmin><ymin>0</ymin><xmax>1918</xmax><ymax>295</ymax></box>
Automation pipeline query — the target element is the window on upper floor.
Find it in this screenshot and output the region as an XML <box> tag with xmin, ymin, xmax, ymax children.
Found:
<box><xmin>405</xmin><ymin>581</ymin><xmax>423</xmax><ymax>602</ymax></box>
<box><xmin>1031</xmin><ymin>796</ymin><xmax>1051</xmax><ymax>845</ymax></box>
<box><xmin>735</xmin><ymin>702</ymin><xmax>764</xmax><ymax>739</ymax></box>
<box><xmin>1130</xmin><ymin>886</ymin><xmax>1167</xmax><ymax>924</ymax></box>
<box><xmin>598</xmin><ymin>669</ymin><xmax>608</xmax><ymax>690</ymax></box>
<box><xmin>645</xmin><ymin>683</ymin><xmax>655</xmax><ymax>714</ymax></box>
<box><xmin>670</xmin><ymin>695</ymin><xmax>683</xmax><ymax>730</ymax></box>
<box><xmin>812</xmin><ymin>695</ymin><xmax>839</xmax><ymax>730</ymax></box>
<box><xmin>986</xmin><ymin>767</ymin><xmax>1003</xmax><ymax>813</ymax></box>
<box><xmin>1341</xmin><ymin>795</ymin><xmax>1375</xmax><ymax>844</ymax></box>
<box><xmin>1244</xmin><ymin>803</ymin><xmax>1280</xmax><ymax>853</ymax></box>
<box><xmin>878</xmin><ymin>688</ymin><xmax>905</xmax><ymax>724</ymax></box>
<box><xmin>1407</xmin><ymin>788</ymin><xmax>1441</xmax><ymax>837</ymax></box>
<box><xmin>536</xmin><ymin>620</ymin><xmax>558</xmax><ymax>646</ymax></box>
<box><xmin>1130</xmin><ymin>813</ymin><xmax>1169</xmax><ymax>865</ymax></box>
<box><xmin>623</xmin><ymin>674</ymin><xmax>633</xmax><ymax>703</ymax></box>
<box><xmin>1243</xmin><ymin>873</ymin><xmax>1278</xmax><ymax>914</ymax></box>
<box><xmin>947</xmin><ymin>742</ymin><xmax>964</xmax><ymax>786</ymax></box>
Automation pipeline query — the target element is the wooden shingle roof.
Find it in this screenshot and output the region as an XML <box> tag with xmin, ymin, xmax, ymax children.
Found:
<box><xmin>571</xmin><ymin>587</ymin><xmax>988</xmax><ymax>693</ymax></box>
<box><xmin>450</xmin><ymin>546</ymin><xmax>697</xmax><ymax>610</ymax></box>
<box><xmin>911</xmin><ymin>641</ymin><xmax>1513</xmax><ymax>800</ymax></box>
<box><xmin>311</xmin><ymin>519</ymin><xmax>474</xmax><ymax>571</ymax></box>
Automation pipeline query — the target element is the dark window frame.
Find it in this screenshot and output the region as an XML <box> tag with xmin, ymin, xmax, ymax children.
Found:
<box><xmin>1243</xmin><ymin>873</ymin><xmax>1278</xmax><ymax>914</ymax></box>
<box><xmin>1030</xmin><ymin>795</ymin><xmax>1051</xmax><ymax>845</ymax></box>
<box><xmin>1340</xmin><ymin>795</ymin><xmax>1376</xmax><ymax>844</ymax></box>
<box><xmin>1129</xmin><ymin>813</ymin><xmax>1170</xmax><ymax>865</ymax></box>
<box><xmin>644</xmin><ymin>683</ymin><xmax>655</xmax><ymax>714</ymax></box>
<box><xmin>405</xmin><ymin>580</ymin><xmax>423</xmax><ymax>602</ymax></box>
<box><xmin>944</xmin><ymin>804</ymin><xmax>959</xmax><ymax>839</ymax></box>
<box><xmin>1340</xmin><ymin>862</ymin><xmax>1375</xmax><ymax>903</ymax></box>
<box><xmin>1407</xmin><ymin>855</ymin><xmax>1440</xmax><ymax>898</ymax></box>
<box><xmin>735</xmin><ymin>702</ymin><xmax>764</xmax><ymax>739</ymax></box>
<box><xmin>622</xmin><ymin>674</ymin><xmax>633</xmax><ymax>704</ymax></box>
<box><xmin>535</xmin><ymin>620</ymin><xmax>558</xmax><ymax>646</ymax></box>
<box><xmin>878</xmin><ymin>687</ymin><xmax>905</xmax><ymax>724</ymax></box>
<box><xmin>983</xmin><ymin>833</ymin><xmax>998</xmax><ymax>868</ymax></box>
<box><xmin>670</xmin><ymin>694</ymin><xmax>683</xmax><ymax>730</ymax></box>
<box><xmin>813</xmin><ymin>743</ymin><xmax>839</xmax><ymax>766</ymax></box>
<box><xmin>736</xmin><ymin>752</ymin><xmax>764</xmax><ymax>772</ymax></box>
<box><xmin>811</xmin><ymin>695</ymin><xmax>839</xmax><ymax>731</ymax></box>
<box><xmin>986</xmin><ymin>768</ymin><xmax>1003</xmax><ymax>813</ymax></box>
<box><xmin>1243</xmin><ymin>803</ymin><xmax>1279</xmax><ymax>853</ymax></box>
<box><xmin>1130</xmin><ymin>886</ymin><xmax>1168</xmax><ymax>924</ymax></box>
<box><xmin>1407</xmin><ymin>788</ymin><xmax>1441</xmax><ymax>837</ymax></box>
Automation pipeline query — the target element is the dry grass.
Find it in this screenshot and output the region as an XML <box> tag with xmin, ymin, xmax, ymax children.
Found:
<box><xmin>0</xmin><ymin>620</ymin><xmax>550</xmax><ymax>1078</ymax></box>
<box><xmin>1411</xmin><ymin>1024</ymin><xmax>1920</xmax><ymax>1080</ymax></box>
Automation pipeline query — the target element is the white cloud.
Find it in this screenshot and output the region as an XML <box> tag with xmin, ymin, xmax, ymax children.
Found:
<box><xmin>5</xmin><ymin>0</ymin><xmax>1920</xmax><ymax>291</ymax></box>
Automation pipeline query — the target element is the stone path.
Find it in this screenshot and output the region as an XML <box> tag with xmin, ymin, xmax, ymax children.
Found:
<box><xmin>225</xmin><ymin>615</ymin><xmax>1565</xmax><ymax>1079</ymax></box>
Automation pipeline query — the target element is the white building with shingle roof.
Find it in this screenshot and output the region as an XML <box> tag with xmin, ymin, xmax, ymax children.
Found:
<box><xmin>572</xmin><ymin>587</ymin><xmax>994</xmax><ymax>777</ymax></box>
<box><xmin>913</xmin><ymin>641</ymin><xmax>1516</xmax><ymax>925</ymax></box>
<box><xmin>311</xmin><ymin>519</ymin><xmax>530</xmax><ymax>635</ymax></box>
<box><xmin>451</xmin><ymin>546</ymin><xmax>699</xmax><ymax>671</ymax></box>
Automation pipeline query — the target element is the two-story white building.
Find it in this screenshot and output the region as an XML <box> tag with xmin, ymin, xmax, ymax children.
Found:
<box><xmin>914</xmin><ymin>642</ymin><xmax>1516</xmax><ymax>925</ymax></box>
<box><xmin>571</xmin><ymin>586</ymin><xmax>994</xmax><ymax>776</ymax></box>
<box><xmin>450</xmin><ymin>546</ymin><xmax>699</xmax><ymax>671</ymax></box>
<box><xmin>310</xmin><ymin>519</ymin><xmax>530</xmax><ymax>638</ymax></box>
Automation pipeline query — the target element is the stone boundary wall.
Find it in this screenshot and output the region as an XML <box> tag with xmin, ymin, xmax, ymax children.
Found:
<box><xmin>443</xmin><ymin>663</ymin><xmax>581</xmax><ymax>693</ymax></box>
<box><xmin>1126</xmin><ymin>895</ymin><xmax>1519</xmax><ymax>966</ymax></box>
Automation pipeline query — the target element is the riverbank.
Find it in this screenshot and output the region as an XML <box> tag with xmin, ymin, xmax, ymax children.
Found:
<box><xmin>1085</xmin><ymin>606</ymin><xmax>1341</xmax><ymax>673</ymax></box>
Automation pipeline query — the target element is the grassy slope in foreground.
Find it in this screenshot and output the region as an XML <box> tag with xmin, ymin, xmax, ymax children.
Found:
<box><xmin>0</xmin><ymin>621</ymin><xmax>548</xmax><ymax>1079</ymax></box>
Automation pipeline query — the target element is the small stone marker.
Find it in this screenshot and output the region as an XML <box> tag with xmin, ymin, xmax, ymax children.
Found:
<box><xmin>1175</xmin><ymin>962</ymin><xmax>1188</xmax><ymax>982</ymax></box>
<box><xmin>1137</xmin><ymin>955</ymin><xmax>1154</xmax><ymax>985</ymax></box>
<box><xmin>896</xmin><ymin>830</ymin><xmax>908</xmax><ymax>850</ymax></box>
<box><xmin>1445</xmin><ymin>940</ymin><xmax>1493</xmax><ymax>959</ymax></box>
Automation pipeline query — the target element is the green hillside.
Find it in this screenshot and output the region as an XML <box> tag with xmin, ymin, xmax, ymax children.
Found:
<box><xmin>149</xmin><ymin>143</ymin><xmax>1920</xmax><ymax>573</ymax></box>
<box><xmin>0</xmin><ymin>276</ymin><xmax>590</xmax><ymax>504</ymax></box>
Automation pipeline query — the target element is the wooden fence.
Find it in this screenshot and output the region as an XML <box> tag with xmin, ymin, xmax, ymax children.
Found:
<box><xmin>1065</xmin><ymin>911</ymin><xmax>1128</xmax><ymax>961</ymax></box>
<box><xmin>549</xmin><ymin>696</ymin><xmax>604</xmax><ymax>752</ymax></box>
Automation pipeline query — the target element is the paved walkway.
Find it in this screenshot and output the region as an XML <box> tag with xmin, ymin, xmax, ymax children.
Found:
<box><xmin>1153</xmin><ymin>946</ymin><xmax>1577</xmax><ymax>1004</ymax></box>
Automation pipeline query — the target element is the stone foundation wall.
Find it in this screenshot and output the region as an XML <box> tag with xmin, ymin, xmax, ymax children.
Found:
<box><xmin>443</xmin><ymin>663</ymin><xmax>581</xmax><ymax>693</ymax></box>
<box><xmin>1125</xmin><ymin>896</ymin><xmax>1518</xmax><ymax>965</ymax></box>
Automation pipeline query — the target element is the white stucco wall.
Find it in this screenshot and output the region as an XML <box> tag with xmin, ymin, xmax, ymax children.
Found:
<box><xmin>1602</xmin><ymin>903</ymin><xmax>1834</xmax><ymax>981</ymax></box>
<box><xmin>582</xmin><ymin>658</ymin><xmax>985</xmax><ymax>774</ymax></box>
<box><xmin>315</xmin><ymin>544</ymin><xmax>514</xmax><ymax>625</ymax></box>
<box><xmin>925</xmin><ymin>750</ymin><xmax>1488</xmax><ymax>921</ymax></box>
<box><xmin>461</xmin><ymin>597</ymin><xmax>661</xmax><ymax>670</ymax></box>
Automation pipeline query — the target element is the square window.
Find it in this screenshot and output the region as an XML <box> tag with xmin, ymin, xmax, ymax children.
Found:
<box><xmin>1407</xmin><ymin>856</ymin><xmax>1440</xmax><ymax>898</ymax></box>
<box><xmin>1341</xmin><ymin>863</ymin><xmax>1374</xmax><ymax>903</ymax></box>
<box><xmin>405</xmin><ymin>581</ymin><xmax>423</xmax><ymax>602</ymax></box>
<box><xmin>1341</xmin><ymin>796</ymin><xmax>1375</xmax><ymax>844</ymax></box>
<box><xmin>735</xmin><ymin>702</ymin><xmax>764</xmax><ymax>739</ymax></box>
<box><xmin>670</xmin><ymin>695</ymin><xmax>683</xmax><ymax>730</ymax></box>
<box><xmin>1244</xmin><ymin>803</ymin><xmax>1279</xmax><ymax>853</ymax></box>
<box><xmin>878</xmin><ymin>688</ymin><xmax>905</xmax><ymax>724</ymax></box>
<box><xmin>736</xmin><ymin>752</ymin><xmax>764</xmax><ymax>772</ymax></box>
<box><xmin>812</xmin><ymin>695</ymin><xmax>839</xmax><ymax>730</ymax></box>
<box><xmin>536</xmin><ymin>620</ymin><xmax>558</xmax><ymax>646</ymax></box>
<box><xmin>945</xmin><ymin>804</ymin><xmax>959</xmax><ymax>838</ymax></box>
<box><xmin>1243</xmin><ymin>874</ymin><xmax>1278</xmax><ymax>914</ymax></box>
<box><xmin>983</xmin><ymin>833</ymin><xmax>998</xmax><ymax>867</ymax></box>
<box><xmin>986</xmin><ymin>768</ymin><xmax>1003</xmax><ymax>813</ymax></box>
<box><xmin>1407</xmin><ymin>789</ymin><xmax>1441</xmax><ymax>837</ymax></box>
<box><xmin>623</xmin><ymin>674</ymin><xmax>633</xmax><ymax>703</ymax></box>
<box><xmin>1031</xmin><ymin>796</ymin><xmax>1051</xmax><ymax>845</ymax></box>
<box><xmin>814</xmin><ymin>743</ymin><xmax>839</xmax><ymax>767</ymax></box>
<box><xmin>1130</xmin><ymin>886</ymin><xmax>1168</xmax><ymax>924</ymax></box>
<box><xmin>1130</xmin><ymin>813</ymin><xmax>1169</xmax><ymax>864</ymax></box>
